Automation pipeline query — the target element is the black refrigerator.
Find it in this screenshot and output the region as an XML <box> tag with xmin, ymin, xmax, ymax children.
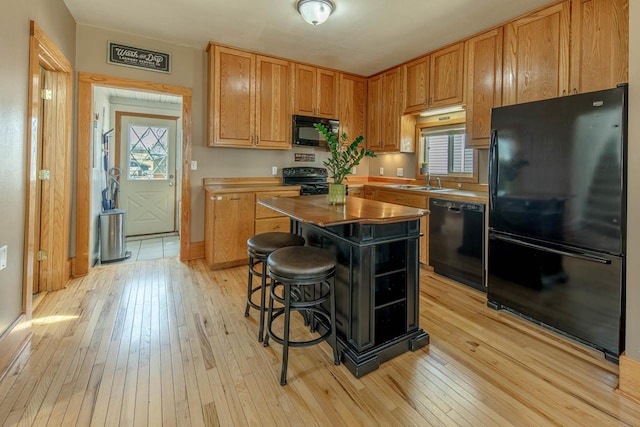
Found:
<box><xmin>487</xmin><ymin>85</ymin><xmax>627</xmax><ymax>361</ymax></box>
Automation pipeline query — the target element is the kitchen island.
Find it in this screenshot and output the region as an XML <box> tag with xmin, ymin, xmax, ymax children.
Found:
<box><xmin>258</xmin><ymin>194</ymin><xmax>430</xmax><ymax>377</ymax></box>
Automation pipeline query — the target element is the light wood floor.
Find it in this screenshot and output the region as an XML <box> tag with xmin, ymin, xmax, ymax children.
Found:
<box><xmin>1</xmin><ymin>258</ymin><xmax>639</xmax><ymax>426</ymax></box>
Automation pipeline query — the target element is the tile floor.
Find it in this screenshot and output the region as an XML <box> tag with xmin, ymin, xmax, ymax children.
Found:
<box><xmin>121</xmin><ymin>234</ymin><xmax>180</xmax><ymax>263</ymax></box>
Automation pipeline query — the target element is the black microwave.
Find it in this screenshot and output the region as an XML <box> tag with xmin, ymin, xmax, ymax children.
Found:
<box><xmin>292</xmin><ymin>115</ymin><xmax>339</xmax><ymax>147</ymax></box>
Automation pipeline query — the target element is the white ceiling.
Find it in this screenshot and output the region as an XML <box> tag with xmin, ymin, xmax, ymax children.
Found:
<box><xmin>63</xmin><ymin>0</ymin><xmax>552</xmax><ymax>76</ymax></box>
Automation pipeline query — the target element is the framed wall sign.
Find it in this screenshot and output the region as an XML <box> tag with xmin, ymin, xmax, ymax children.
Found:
<box><xmin>107</xmin><ymin>42</ymin><xmax>171</xmax><ymax>73</ymax></box>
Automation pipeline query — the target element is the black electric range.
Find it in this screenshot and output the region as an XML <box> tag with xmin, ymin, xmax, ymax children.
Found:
<box><xmin>282</xmin><ymin>167</ymin><xmax>329</xmax><ymax>195</ymax></box>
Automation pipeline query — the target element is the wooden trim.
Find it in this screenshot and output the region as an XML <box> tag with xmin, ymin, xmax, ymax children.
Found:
<box><xmin>0</xmin><ymin>315</ymin><xmax>31</xmax><ymax>382</ymax></box>
<box><xmin>75</xmin><ymin>73</ymin><xmax>193</xmax><ymax>275</ymax></box>
<box><xmin>185</xmin><ymin>241</ymin><xmax>205</xmax><ymax>260</ymax></box>
<box><xmin>618</xmin><ymin>353</ymin><xmax>640</xmax><ymax>403</ymax></box>
<box><xmin>30</xmin><ymin>21</ymin><xmax>72</xmax><ymax>73</ymax></box>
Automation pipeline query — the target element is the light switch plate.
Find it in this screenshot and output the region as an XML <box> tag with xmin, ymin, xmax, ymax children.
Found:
<box><xmin>379</xmin><ymin>167</ymin><xmax>384</xmax><ymax>175</ymax></box>
<box><xmin>397</xmin><ymin>168</ymin><xmax>404</xmax><ymax>177</ymax></box>
<box><xmin>0</xmin><ymin>245</ymin><xmax>7</xmax><ymax>271</ymax></box>
<box><xmin>190</xmin><ymin>160</ymin><xmax>198</xmax><ymax>170</ymax></box>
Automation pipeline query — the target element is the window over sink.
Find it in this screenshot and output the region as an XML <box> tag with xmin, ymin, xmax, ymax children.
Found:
<box><xmin>416</xmin><ymin>111</ymin><xmax>478</xmax><ymax>183</ymax></box>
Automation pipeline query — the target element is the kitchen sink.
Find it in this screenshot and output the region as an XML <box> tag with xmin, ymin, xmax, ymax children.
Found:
<box><xmin>388</xmin><ymin>184</ymin><xmax>456</xmax><ymax>193</ymax></box>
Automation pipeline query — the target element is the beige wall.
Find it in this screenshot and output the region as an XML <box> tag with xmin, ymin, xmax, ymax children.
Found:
<box><xmin>74</xmin><ymin>26</ymin><xmax>354</xmax><ymax>242</ymax></box>
<box><xmin>0</xmin><ymin>0</ymin><xmax>76</xmax><ymax>334</ymax></box>
<box><xmin>626</xmin><ymin>0</ymin><xmax>639</xmax><ymax>360</ymax></box>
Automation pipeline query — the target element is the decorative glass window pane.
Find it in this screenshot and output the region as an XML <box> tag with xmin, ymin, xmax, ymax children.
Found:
<box><xmin>128</xmin><ymin>124</ymin><xmax>169</xmax><ymax>180</ymax></box>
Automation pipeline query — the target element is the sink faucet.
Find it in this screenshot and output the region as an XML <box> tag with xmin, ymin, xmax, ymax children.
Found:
<box><xmin>436</xmin><ymin>177</ymin><xmax>442</xmax><ymax>189</ymax></box>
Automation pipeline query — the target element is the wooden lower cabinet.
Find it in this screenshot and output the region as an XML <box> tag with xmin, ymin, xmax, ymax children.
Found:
<box><xmin>255</xmin><ymin>189</ymin><xmax>299</xmax><ymax>233</ymax></box>
<box><xmin>204</xmin><ymin>188</ymin><xmax>300</xmax><ymax>270</ymax></box>
<box><xmin>205</xmin><ymin>192</ymin><xmax>255</xmax><ymax>269</ymax></box>
<box><xmin>364</xmin><ymin>187</ymin><xmax>429</xmax><ymax>265</ymax></box>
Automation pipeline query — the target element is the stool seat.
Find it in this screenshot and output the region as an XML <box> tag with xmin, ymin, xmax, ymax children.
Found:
<box><xmin>247</xmin><ymin>232</ymin><xmax>305</xmax><ymax>257</ymax></box>
<box><xmin>268</xmin><ymin>246</ymin><xmax>336</xmax><ymax>280</ymax></box>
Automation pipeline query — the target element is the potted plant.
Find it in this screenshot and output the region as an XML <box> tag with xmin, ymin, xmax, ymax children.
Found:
<box><xmin>315</xmin><ymin>123</ymin><xmax>376</xmax><ymax>204</ymax></box>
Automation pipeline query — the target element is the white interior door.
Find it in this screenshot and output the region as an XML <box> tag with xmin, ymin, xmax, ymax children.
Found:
<box><xmin>119</xmin><ymin>115</ymin><xmax>177</xmax><ymax>236</ymax></box>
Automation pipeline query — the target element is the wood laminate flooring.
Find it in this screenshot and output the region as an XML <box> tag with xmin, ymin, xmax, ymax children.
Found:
<box><xmin>1</xmin><ymin>258</ymin><xmax>639</xmax><ymax>426</ymax></box>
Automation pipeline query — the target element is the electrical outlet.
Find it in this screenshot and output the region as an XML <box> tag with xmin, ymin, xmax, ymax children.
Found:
<box><xmin>397</xmin><ymin>168</ymin><xmax>404</xmax><ymax>177</ymax></box>
<box><xmin>379</xmin><ymin>167</ymin><xmax>384</xmax><ymax>175</ymax></box>
<box><xmin>190</xmin><ymin>160</ymin><xmax>198</xmax><ymax>170</ymax></box>
<box><xmin>351</xmin><ymin>167</ymin><xmax>356</xmax><ymax>175</ymax></box>
<box><xmin>272</xmin><ymin>166</ymin><xmax>278</xmax><ymax>176</ymax></box>
<box><xmin>0</xmin><ymin>245</ymin><xmax>7</xmax><ymax>271</ymax></box>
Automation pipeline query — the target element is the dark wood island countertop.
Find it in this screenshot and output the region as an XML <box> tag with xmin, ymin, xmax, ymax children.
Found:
<box><xmin>257</xmin><ymin>194</ymin><xmax>427</xmax><ymax>227</ymax></box>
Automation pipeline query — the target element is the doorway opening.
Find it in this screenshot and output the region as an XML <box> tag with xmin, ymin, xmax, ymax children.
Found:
<box><xmin>76</xmin><ymin>73</ymin><xmax>193</xmax><ymax>276</ymax></box>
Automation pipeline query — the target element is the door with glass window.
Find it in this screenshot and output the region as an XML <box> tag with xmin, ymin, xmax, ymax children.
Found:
<box><xmin>118</xmin><ymin>114</ymin><xmax>178</xmax><ymax>236</ymax></box>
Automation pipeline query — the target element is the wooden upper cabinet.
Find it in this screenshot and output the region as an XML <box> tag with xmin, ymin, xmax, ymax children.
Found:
<box><xmin>502</xmin><ymin>1</ymin><xmax>571</xmax><ymax>106</ymax></box>
<box><xmin>403</xmin><ymin>56</ymin><xmax>430</xmax><ymax>114</ymax></box>
<box><xmin>430</xmin><ymin>42</ymin><xmax>465</xmax><ymax>108</ymax></box>
<box><xmin>465</xmin><ymin>27</ymin><xmax>503</xmax><ymax>148</ymax></box>
<box><xmin>255</xmin><ymin>55</ymin><xmax>292</xmax><ymax>149</ymax></box>
<box><xmin>382</xmin><ymin>67</ymin><xmax>401</xmax><ymax>152</ymax></box>
<box><xmin>208</xmin><ymin>44</ymin><xmax>291</xmax><ymax>149</ymax></box>
<box><xmin>403</xmin><ymin>43</ymin><xmax>464</xmax><ymax>114</ymax></box>
<box><xmin>368</xmin><ymin>68</ymin><xmax>415</xmax><ymax>153</ymax></box>
<box><xmin>294</xmin><ymin>64</ymin><xmax>338</xmax><ymax>118</ymax></box>
<box><xmin>367</xmin><ymin>74</ymin><xmax>383</xmax><ymax>151</ymax></box>
<box><xmin>570</xmin><ymin>0</ymin><xmax>628</xmax><ymax>94</ymax></box>
<box><xmin>338</xmin><ymin>73</ymin><xmax>367</xmax><ymax>140</ymax></box>
<box><xmin>210</xmin><ymin>45</ymin><xmax>256</xmax><ymax>147</ymax></box>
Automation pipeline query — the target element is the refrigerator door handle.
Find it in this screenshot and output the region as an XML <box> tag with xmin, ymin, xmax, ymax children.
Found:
<box><xmin>489</xmin><ymin>129</ymin><xmax>498</xmax><ymax>211</ymax></box>
<box><xmin>492</xmin><ymin>233</ymin><xmax>612</xmax><ymax>264</ymax></box>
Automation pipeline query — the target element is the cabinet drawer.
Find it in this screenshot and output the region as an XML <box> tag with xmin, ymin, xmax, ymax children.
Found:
<box><xmin>255</xmin><ymin>190</ymin><xmax>300</xmax><ymax>218</ymax></box>
<box><xmin>255</xmin><ymin>217</ymin><xmax>290</xmax><ymax>234</ymax></box>
<box><xmin>375</xmin><ymin>189</ymin><xmax>427</xmax><ymax>208</ymax></box>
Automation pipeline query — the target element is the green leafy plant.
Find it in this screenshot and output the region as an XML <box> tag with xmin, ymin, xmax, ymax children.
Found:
<box><xmin>314</xmin><ymin>123</ymin><xmax>376</xmax><ymax>184</ymax></box>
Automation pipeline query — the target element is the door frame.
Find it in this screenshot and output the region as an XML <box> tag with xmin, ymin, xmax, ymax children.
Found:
<box><xmin>76</xmin><ymin>73</ymin><xmax>193</xmax><ymax>276</ymax></box>
<box><xmin>24</xmin><ymin>21</ymin><xmax>73</xmax><ymax>297</ymax></box>
<box><xmin>115</xmin><ymin>111</ymin><xmax>181</xmax><ymax>235</ymax></box>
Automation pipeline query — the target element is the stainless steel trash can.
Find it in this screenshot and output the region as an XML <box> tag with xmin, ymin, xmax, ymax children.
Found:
<box><xmin>100</xmin><ymin>209</ymin><xmax>128</xmax><ymax>262</ymax></box>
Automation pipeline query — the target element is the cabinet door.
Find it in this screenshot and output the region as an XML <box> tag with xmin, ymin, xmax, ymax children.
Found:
<box><xmin>317</xmin><ymin>68</ymin><xmax>339</xmax><ymax>118</ymax></box>
<box><xmin>294</xmin><ymin>63</ymin><xmax>317</xmax><ymax>116</ymax></box>
<box><xmin>382</xmin><ymin>67</ymin><xmax>401</xmax><ymax>152</ymax></box>
<box><xmin>339</xmin><ymin>73</ymin><xmax>367</xmax><ymax>140</ymax></box>
<box><xmin>503</xmin><ymin>1</ymin><xmax>570</xmax><ymax>106</ymax></box>
<box><xmin>430</xmin><ymin>42</ymin><xmax>465</xmax><ymax>108</ymax></box>
<box><xmin>255</xmin><ymin>56</ymin><xmax>291</xmax><ymax>149</ymax></box>
<box><xmin>212</xmin><ymin>46</ymin><xmax>256</xmax><ymax>147</ymax></box>
<box><xmin>367</xmin><ymin>74</ymin><xmax>383</xmax><ymax>151</ymax></box>
<box><xmin>403</xmin><ymin>55</ymin><xmax>430</xmax><ymax>114</ymax></box>
<box><xmin>212</xmin><ymin>193</ymin><xmax>255</xmax><ymax>264</ymax></box>
<box><xmin>465</xmin><ymin>28</ymin><xmax>503</xmax><ymax>148</ymax></box>
<box><xmin>570</xmin><ymin>0</ymin><xmax>628</xmax><ymax>94</ymax></box>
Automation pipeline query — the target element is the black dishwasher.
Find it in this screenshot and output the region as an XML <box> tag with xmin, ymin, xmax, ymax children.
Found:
<box><xmin>429</xmin><ymin>198</ymin><xmax>486</xmax><ymax>291</ymax></box>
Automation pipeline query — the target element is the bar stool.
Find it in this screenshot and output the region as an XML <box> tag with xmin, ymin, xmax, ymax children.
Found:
<box><xmin>264</xmin><ymin>246</ymin><xmax>340</xmax><ymax>385</ymax></box>
<box><xmin>245</xmin><ymin>232</ymin><xmax>305</xmax><ymax>342</ymax></box>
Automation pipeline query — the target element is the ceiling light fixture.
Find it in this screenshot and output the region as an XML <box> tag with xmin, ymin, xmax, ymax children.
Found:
<box><xmin>297</xmin><ymin>0</ymin><xmax>334</xmax><ymax>26</ymax></box>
